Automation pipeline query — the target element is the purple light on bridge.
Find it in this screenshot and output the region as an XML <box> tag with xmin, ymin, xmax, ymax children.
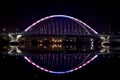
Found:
<box><xmin>23</xmin><ymin>15</ymin><xmax>99</xmax><ymax>74</ymax></box>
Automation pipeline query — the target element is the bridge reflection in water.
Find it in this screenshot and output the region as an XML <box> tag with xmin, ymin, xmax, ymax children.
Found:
<box><xmin>16</xmin><ymin>33</ymin><xmax>98</xmax><ymax>74</ymax></box>
<box><xmin>24</xmin><ymin>53</ymin><xmax>98</xmax><ymax>74</ymax></box>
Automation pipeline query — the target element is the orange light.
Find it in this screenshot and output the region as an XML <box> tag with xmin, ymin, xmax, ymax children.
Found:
<box><xmin>40</xmin><ymin>44</ymin><xmax>43</xmax><ymax>46</ymax></box>
<box><xmin>39</xmin><ymin>40</ymin><xmax>43</xmax><ymax>42</ymax></box>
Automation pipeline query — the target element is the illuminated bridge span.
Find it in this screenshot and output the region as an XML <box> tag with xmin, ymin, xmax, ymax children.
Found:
<box><xmin>24</xmin><ymin>15</ymin><xmax>98</xmax><ymax>35</ymax></box>
<box><xmin>23</xmin><ymin>15</ymin><xmax>99</xmax><ymax>74</ymax></box>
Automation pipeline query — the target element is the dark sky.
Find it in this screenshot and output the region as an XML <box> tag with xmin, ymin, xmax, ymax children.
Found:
<box><xmin>0</xmin><ymin>0</ymin><xmax>119</xmax><ymax>33</ymax></box>
<box><xmin>0</xmin><ymin>0</ymin><xmax>120</xmax><ymax>80</ymax></box>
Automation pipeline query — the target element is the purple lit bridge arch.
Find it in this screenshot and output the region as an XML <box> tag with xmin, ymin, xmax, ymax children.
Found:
<box><xmin>23</xmin><ymin>15</ymin><xmax>99</xmax><ymax>74</ymax></box>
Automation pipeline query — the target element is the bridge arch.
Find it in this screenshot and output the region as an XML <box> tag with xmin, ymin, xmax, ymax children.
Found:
<box><xmin>24</xmin><ymin>15</ymin><xmax>98</xmax><ymax>35</ymax></box>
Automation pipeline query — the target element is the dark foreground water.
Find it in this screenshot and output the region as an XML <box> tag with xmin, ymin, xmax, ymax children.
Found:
<box><xmin>0</xmin><ymin>51</ymin><xmax>120</xmax><ymax>80</ymax></box>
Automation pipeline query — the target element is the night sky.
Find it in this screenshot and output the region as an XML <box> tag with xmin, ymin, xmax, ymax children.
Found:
<box><xmin>0</xmin><ymin>0</ymin><xmax>119</xmax><ymax>33</ymax></box>
<box><xmin>0</xmin><ymin>0</ymin><xmax>120</xmax><ymax>80</ymax></box>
